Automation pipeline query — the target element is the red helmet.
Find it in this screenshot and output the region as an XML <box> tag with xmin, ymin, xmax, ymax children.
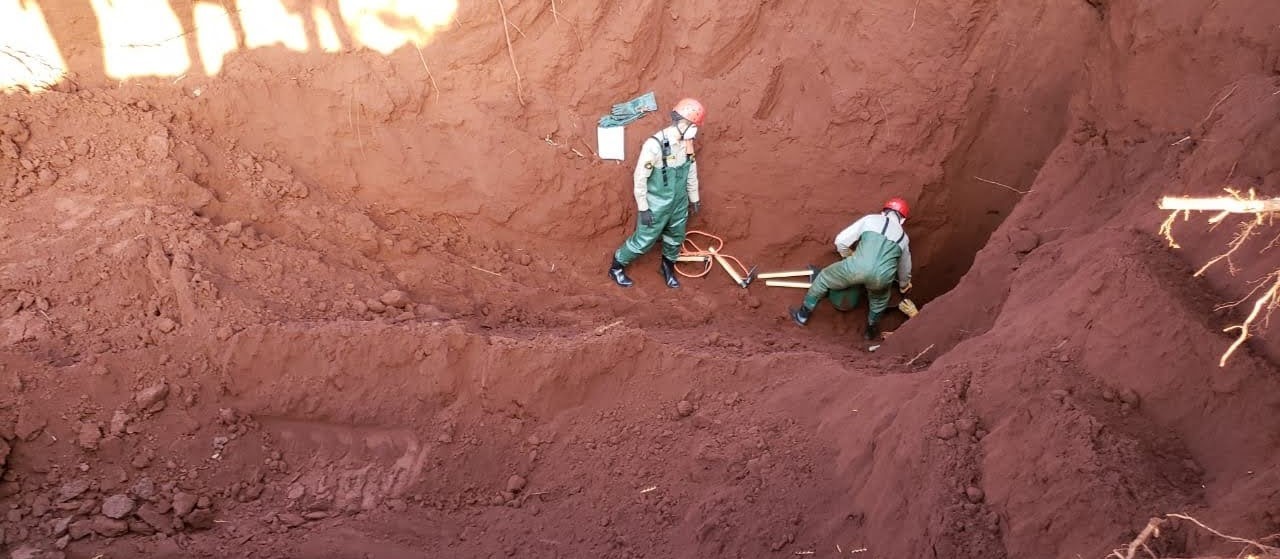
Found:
<box><xmin>673</xmin><ymin>98</ymin><xmax>706</xmax><ymax>126</ymax></box>
<box><xmin>883</xmin><ymin>197</ymin><xmax>910</xmax><ymax>219</ymax></box>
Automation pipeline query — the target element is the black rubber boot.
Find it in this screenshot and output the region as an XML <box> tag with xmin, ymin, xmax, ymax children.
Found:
<box><xmin>789</xmin><ymin>305</ymin><xmax>813</xmax><ymax>326</ymax></box>
<box><xmin>864</xmin><ymin>322</ymin><xmax>880</xmax><ymax>340</ymax></box>
<box><xmin>609</xmin><ymin>258</ymin><xmax>633</xmax><ymax>287</ymax></box>
<box><xmin>660</xmin><ymin>257</ymin><xmax>680</xmax><ymax>288</ymax></box>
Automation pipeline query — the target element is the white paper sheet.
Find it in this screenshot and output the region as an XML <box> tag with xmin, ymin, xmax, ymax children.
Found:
<box><xmin>597</xmin><ymin>126</ymin><xmax>625</xmax><ymax>160</ymax></box>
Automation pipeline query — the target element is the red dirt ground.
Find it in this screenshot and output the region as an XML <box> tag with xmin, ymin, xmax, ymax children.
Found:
<box><xmin>2</xmin><ymin>1</ymin><xmax>1279</xmax><ymax>558</ymax></box>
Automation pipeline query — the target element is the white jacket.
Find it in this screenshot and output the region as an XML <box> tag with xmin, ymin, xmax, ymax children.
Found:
<box><xmin>631</xmin><ymin>125</ymin><xmax>701</xmax><ymax>212</ymax></box>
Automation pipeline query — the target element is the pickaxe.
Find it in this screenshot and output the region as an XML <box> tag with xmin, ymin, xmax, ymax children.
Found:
<box><xmin>709</xmin><ymin>246</ymin><xmax>757</xmax><ymax>288</ymax></box>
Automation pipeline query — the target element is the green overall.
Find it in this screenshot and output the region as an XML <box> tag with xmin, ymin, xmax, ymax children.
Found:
<box><xmin>803</xmin><ymin>216</ymin><xmax>904</xmax><ymax>325</ymax></box>
<box><xmin>613</xmin><ymin>134</ymin><xmax>691</xmax><ymax>265</ymax></box>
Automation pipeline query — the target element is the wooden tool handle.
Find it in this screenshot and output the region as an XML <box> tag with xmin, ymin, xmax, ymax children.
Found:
<box><xmin>708</xmin><ymin>247</ymin><xmax>745</xmax><ymax>285</ymax></box>
<box><xmin>758</xmin><ymin>270</ymin><xmax>814</xmax><ymax>279</ymax></box>
<box><xmin>765</xmin><ymin>280</ymin><xmax>811</xmax><ymax>288</ymax></box>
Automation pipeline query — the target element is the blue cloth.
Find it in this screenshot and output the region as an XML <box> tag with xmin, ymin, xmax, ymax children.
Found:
<box><xmin>598</xmin><ymin>91</ymin><xmax>658</xmax><ymax>128</ymax></box>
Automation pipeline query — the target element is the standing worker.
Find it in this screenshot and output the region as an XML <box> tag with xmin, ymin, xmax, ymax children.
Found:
<box><xmin>608</xmin><ymin>98</ymin><xmax>706</xmax><ymax>289</ymax></box>
<box><xmin>789</xmin><ymin>197</ymin><xmax>914</xmax><ymax>340</ymax></box>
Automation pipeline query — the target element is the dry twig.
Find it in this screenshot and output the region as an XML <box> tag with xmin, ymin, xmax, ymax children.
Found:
<box><xmin>593</xmin><ymin>320</ymin><xmax>623</xmax><ymax>336</ymax></box>
<box><xmin>497</xmin><ymin>0</ymin><xmax>526</xmax><ymax>106</ymax></box>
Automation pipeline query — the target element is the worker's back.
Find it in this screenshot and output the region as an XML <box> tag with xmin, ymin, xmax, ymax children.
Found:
<box><xmin>848</xmin><ymin>227</ymin><xmax>902</xmax><ymax>290</ymax></box>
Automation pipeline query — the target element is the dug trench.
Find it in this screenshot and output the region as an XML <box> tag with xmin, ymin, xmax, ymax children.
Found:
<box><xmin>2</xmin><ymin>1</ymin><xmax>1280</xmax><ymax>558</ymax></box>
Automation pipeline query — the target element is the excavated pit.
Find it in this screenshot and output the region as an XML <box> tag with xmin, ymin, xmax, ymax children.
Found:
<box><xmin>2</xmin><ymin>1</ymin><xmax>1280</xmax><ymax>558</ymax></box>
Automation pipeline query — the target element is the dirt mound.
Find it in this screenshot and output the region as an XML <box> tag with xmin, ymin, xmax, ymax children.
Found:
<box><xmin>2</xmin><ymin>0</ymin><xmax>1280</xmax><ymax>558</ymax></box>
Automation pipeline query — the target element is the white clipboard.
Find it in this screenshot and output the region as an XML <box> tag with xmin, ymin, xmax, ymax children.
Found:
<box><xmin>596</xmin><ymin>126</ymin><xmax>625</xmax><ymax>160</ymax></box>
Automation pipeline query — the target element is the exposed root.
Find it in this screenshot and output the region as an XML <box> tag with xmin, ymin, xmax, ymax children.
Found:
<box><xmin>1115</xmin><ymin>514</ymin><xmax>1280</xmax><ymax>559</ymax></box>
<box><xmin>1193</xmin><ymin>215</ymin><xmax>1260</xmax><ymax>277</ymax></box>
<box><xmin>1111</xmin><ymin>517</ymin><xmax>1165</xmax><ymax>559</ymax></box>
<box><xmin>1166</xmin><ymin>513</ymin><xmax>1280</xmax><ymax>556</ymax></box>
<box><xmin>1157</xmin><ymin>188</ymin><xmax>1280</xmax><ymax>366</ymax></box>
<box><xmin>354</xmin><ymin>85</ymin><xmax>367</xmax><ymax>160</ymax></box>
<box><xmin>974</xmin><ymin>175</ymin><xmax>1030</xmax><ymax>195</ymax></box>
<box><xmin>0</xmin><ymin>46</ymin><xmax>69</xmax><ymax>91</ymax></box>
<box><xmin>414</xmin><ymin>46</ymin><xmax>441</xmax><ymax>104</ymax></box>
<box><xmin>1159</xmin><ymin>210</ymin><xmax>1189</xmax><ymax>249</ymax></box>
<box><xmin>1218</xmin><ymin>271</ymin><xmax>1280</xmax><ymax>366</ymax></box>
<box><xmin>1159</xmin><ymin>190</ymin><xmax>1280</xmax><ymax>214</ymax></box>
<box><xmin>1197</xmin><ymin>84</ymin><xmax>1240</xmax><ymax>130</ymax></box>
<box><xmin>904</xmin><ymin>344</ymin><xmax>934</xmax><ymax>367</ymax></box>
<box><xmin>497</xmin><ymin>0</ymin><xmax>527</xmax><ymax>106</ymax></box>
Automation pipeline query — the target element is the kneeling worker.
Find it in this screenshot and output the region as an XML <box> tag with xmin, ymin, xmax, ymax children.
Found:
<box><xmin>789</xmin><ymin>197</ymin><xmax>914</xmax><ymax>340</ymax></box>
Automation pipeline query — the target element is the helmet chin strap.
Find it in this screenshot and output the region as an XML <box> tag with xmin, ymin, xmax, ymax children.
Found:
<box><xmin>670</xmin><ymin>111</ymin><xmax>694</xmax><ymax>139</ymax></box>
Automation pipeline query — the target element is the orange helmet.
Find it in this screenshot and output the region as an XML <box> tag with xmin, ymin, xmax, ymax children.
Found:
<box><xmin>883</xmin><ymin>197</ymin><xmax>910</xmax><ymax>219</ymax></box>
<box><xmin>673</xmin><ymin>98</ymin><xmax>706</xmax><ymax>126</ymax></box>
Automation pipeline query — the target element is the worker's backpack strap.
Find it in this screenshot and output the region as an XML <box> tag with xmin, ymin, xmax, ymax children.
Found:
<box><xmin>653</xmin><ymin>133</ymin><xmax>670</xmax><ymax>188</ymax></box>
<box><xmin>881</xmin><ymin>213</ymin><xmax>906</xmax><ymax>245</ymax></box>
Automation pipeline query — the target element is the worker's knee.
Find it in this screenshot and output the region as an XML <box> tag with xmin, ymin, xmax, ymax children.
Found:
<box><xmin>867</xmin><ymin>291</ymin><xmax>892</xmax><ymax>314</ymax></box>
<box><xmin>631</xmin><ymin>231</ymin><xmax>661</xmax><ymax>250</ymax></box>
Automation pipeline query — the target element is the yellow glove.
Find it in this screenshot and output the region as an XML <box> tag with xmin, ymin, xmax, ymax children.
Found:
<box><xmin>898</xmin><ymin>298</ymin><xmax>919</xmax><ymax>318</ymax></box>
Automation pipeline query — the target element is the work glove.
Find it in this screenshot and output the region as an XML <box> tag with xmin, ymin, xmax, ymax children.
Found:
<box><xmin>691</xmin><ymin>201</ymin><xmax>701</xmax><ymax>215</ymax></box>
<box><xmin>900</xmin><ymin>280</ymin><xmax>912</xmax><ymax>294</ymax></box>
<box><xmin>640</xmin><ymin>210</ymin><xmax>653</xmax><ymax>226</ymax></box>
